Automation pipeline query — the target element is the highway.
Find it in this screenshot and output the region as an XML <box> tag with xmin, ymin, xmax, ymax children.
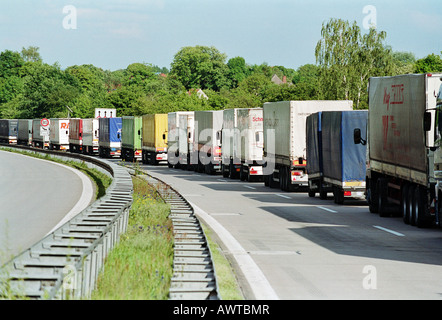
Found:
<box><xmin>138</xmin><ymin>163</ymin><xmax>442</xmax><ymax>300</ymax></box>
<box><xmin>0</xmin><ymin>150</ymin><xmax>94</xmax><ymax>265</ymax></box>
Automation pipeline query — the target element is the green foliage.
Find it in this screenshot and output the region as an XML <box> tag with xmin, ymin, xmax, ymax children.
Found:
<box><xmin>170</xmin><ymin>45</ymin><xmax>231</xmax><ymax>91</ymax></box>
<box><xmin>414</xmin><ymin>52</ymin><xmax>442</xmax><ymax>73</ymax></box>
<box><xmin>315</xmin><ymin>18</ymin><xmax>395</xmax><ymax>109</ymax></box>
<box><xmin>0</xmin><ymin>37</ymin><xmax>436</xmax><ymax>119</ymax></box>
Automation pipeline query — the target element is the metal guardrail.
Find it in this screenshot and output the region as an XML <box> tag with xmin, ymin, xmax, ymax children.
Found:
<box><xmin>139</xmin><ymin>173</ymin><xmax>220</xmax><ymax>300</ymax></box>
<box><xmin>0</xmin><ymin>145</ymin><xmax>133</xmax><ymax>299</ymax></box>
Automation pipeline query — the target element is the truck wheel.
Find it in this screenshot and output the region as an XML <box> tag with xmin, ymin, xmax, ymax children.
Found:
<box><xmin>414</xmin><ymin>186</ymin><xmax>430</xmax><ymax>228</ymax></box>
<box><xmin>401</xmin><ymin>184</ymin><xmax>410</xmax><ymax>224</ymax></box>
<box><xmin>319</xmin><ymin>188</ymin><xmax>328</xmax><ymax>200</ymax></box>
<box><xmin>368</xmin><ymin>178</ymin><xmax>379</xmax><ymax>213</ymax></box>
<box><xmin>333</xmin><ymin>187</ymin><xmax>344</xmax><ymax>204</ymax></box>
<box><xmin>264</xmin><ymin>175</ymin><xmax>270</xmax><ymax>187</ymax></box>
<box><xmin>269</xmin><ymin>172</ymin><xmax>278</xmax><ymax>188</ymax></box>
<box><xmin>377</xmin><ymin>178</ymin><xmax>388</xmax><ymax>217</ymax></box>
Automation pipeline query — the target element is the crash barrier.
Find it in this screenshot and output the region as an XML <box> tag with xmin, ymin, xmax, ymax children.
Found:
<box><xmin>138</xmin><ymin>173</ymin><xmax>219</xmax><ymax>300</ymax></box>
<box><xmin>0</xmin><ymin>145</ymin><xmax>133</xmax><ymax>299</ymax></box>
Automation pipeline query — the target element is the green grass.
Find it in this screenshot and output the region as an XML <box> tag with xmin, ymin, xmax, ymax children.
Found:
<box><xmin>202</xmin><ymin>224</ymin><xmax>244</xmax><ymax>300</ymax></box>
<box><xmin>91</xmin><ymin>176</ymin><xmax>174</xmax><ymax>300</ymax></box>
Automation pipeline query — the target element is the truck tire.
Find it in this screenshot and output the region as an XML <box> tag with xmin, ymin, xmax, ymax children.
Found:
<box><xmin>319</xmin><ymin>188</ymin><xmax>328</xmax><ymax>200</ymax></box>
<box><xmin>377</xmin><ymin>178</ymin><xmax>389</xmax><ymax>217</ymax></box>
<box><xmin>333</xmin><ymin>186</ymin><xmax>344</xmax><ymax>204</ymax></box>
<box><xmin>414</xmin><ymin>186</ymin><xmax>430</xmax><ymax>228</ymax></box>
<box><xmin>401</xmin><ymin>184</ymin><xmax>410</xmax><ymax>224</ymax></box>
<box><xmin>269</xmin><ymin>172</ymin><xmax>278</xmax><ymax>188</ymax></box>
<box><xmin>368</xmin><ymin>178</ymin><xmax>379</xmax><ymax>213</ymax></box>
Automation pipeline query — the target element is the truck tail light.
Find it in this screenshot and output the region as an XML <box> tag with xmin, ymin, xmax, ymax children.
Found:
<box><xmin>214</xmin><ymin>146</ymin><xmax>222</xmax><ymax>156</ymax></box>
<box><xmin>292</xmin><ymin>171</ymin><xmax>302</xmax><ymax>176</ymax></box>
<box><xmin>344</xmin><ymin>191</ymin><xmax>352</xmax><ymax>196</ymax></box>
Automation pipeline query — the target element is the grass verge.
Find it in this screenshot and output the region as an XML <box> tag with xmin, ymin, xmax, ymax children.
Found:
<box><xmin>202</xmin><ymin>224</ymin><xmax>244</xmax><ymax>300</ymax></box>
<box><xmin>91</xmin><ymin>176</ymin><xmax>174</xmax><ymax>300</ymax></box>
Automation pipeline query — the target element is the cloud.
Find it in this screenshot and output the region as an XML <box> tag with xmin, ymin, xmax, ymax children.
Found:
<box><xmin>409</xmin><ymin>10</ymin><xmax>442</xmax><ymax>31</ymax></box>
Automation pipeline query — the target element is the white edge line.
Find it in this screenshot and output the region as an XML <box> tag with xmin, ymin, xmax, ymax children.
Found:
<box><xmin>276</xmin><ymin>194</ymin><xmax>291</xmax><ymax>199</ymax></box>
<box><xmin>244</xmin><ymin>185</ymin><xmax>256</xmax><ymax>190</ymax></box>
<box><xmin>189</xmin><ymin>201</ymin><xmax>280</xmax><ymax>300</ymax></box>
<box><xmin>373</xmin><ymin>225</ymin><xmax>405</xmax><ymax>237</ymax></box>
<box><xmin>317</xmin><ymin>206</ymin><xmax>338</xmax><ymax>213</ymax></box>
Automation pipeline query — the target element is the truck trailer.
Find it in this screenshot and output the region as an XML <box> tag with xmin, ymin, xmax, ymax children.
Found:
<box><xmin>141</xmin><ymin>114</ymin><xmax>168</xmax><ymax>165</ymax></box>
<box><xmin>194</xmin><ymin>110</ymin><xmax>223</xmax><ymax>175</ymax></box>
<box><xmin>69</xmin><ymin>118</ymin><xmax>83</xmax><ymax>153</ymax></box>
<box><xmin>98</xmin><ymin>117</ymin><xmax>122</xmax><ymax>158</ymax></box>
<box><xmin>167</xmin><ymin>111</ymin><xmax>194</xmax><ymax>168</ymax></box>
<box><xmin>354</xmin><ymin>73</ymin><xmax>442</xmax><ymax>228</ymax></box>
<box><xmin>237</xmin><ymin>108</ymin><xmax>264</xmax><ymax>181</ymax></box>
<box><xmin>221</xmin><ymin>108</ymin><xmax>241</xmax><ymax>179</ymax></box>
<box><xmin>32</xmin><ymin>119</ymin><xmax>50</xmax><ymax>149</ymax></box>
<box><xmin>82</xmin><ymin>118</ymin><xmax>99</xmax><ymax>155</ymax></box>
<box><xmin>0</xmin><ymin>119</ymin><xmax>18</xmax><ymax>144</ymax></box>
<box><xmin>320</xmin><ymin>110</ymin><xmax>367</xmax><ymax>203</ymax></box>
<box><xmin>17</xmin><ymin>119</ymin><xmax>32</xmax><ymax>146</ymax></box>
<box><xmin>263</xmin><ymin>100</ymin><xmax>353</xmax><ymax>191</ymax></box>
<box><xmin>49</xmin><ymin>118</ymin><xmax>70</xmax><ymax>151</ymax></box>
<box><xmin>121</xmin><ymin>116</ymin><xmax>142</xmax><ymax>162</ymax></box>
<box><xmin>178</xmin><ymin>112</ymin><xmax>195</xmax><ymax>170</ymax></box>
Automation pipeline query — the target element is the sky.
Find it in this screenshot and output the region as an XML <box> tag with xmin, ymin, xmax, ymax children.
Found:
<box><xmin>1</xmin><ymin>0</ymin><xmax>441</xmax><ymax>71</ymax></box>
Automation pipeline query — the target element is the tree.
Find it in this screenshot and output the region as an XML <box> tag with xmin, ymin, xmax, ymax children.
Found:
<box><xmin>227</xmin><ymin>56</ymin><xmax>250</xmax><ymax>87</ymax></box>
<box><xmin>0</xmin><ymin>50</ymin><xmax>24</xmax><ymax>78</ymax></box>
<box><xmin>414</xmin><ymin>52</ymin><xmax>442</xmax><ymax>73</ymax></box>
<box><xmin>19</xmin><ymin>62</ymin><xmax>81</xmax><ymax>118</ymax></box>
<box><xmin>170</xmin><ymin>46</ymin><xmax>231</xmax><ymax>91</ymax></box>
<box><xmin>315</xmin><ymin>18</ymin><xmax>394</xmax><ymax>108</ymax></box>
<box><xmin>21</xmin><ymin>46</ymin><xmax>42</xmax><ymax>63</ymax></box>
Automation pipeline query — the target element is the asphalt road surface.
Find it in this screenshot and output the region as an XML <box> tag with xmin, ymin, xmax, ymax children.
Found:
<box><xmin>0</xmin><ymin>150</ymin><xmax>93</xmax><ymax>265</ymax></box>
<box><xmin>139</xmin><ymin>163</ymin><xmax>442</xmax><ymax>300</ymax></box>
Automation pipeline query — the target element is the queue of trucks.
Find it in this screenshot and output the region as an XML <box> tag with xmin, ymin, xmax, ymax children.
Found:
<box><xmin>1</xmin><ymin>73</ymin><xmax>442</xmax><ymax>229</ymax></box>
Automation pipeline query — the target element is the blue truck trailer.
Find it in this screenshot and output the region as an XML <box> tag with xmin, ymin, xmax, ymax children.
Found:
<box><xmin>307</xmin><ymin>110</ymin><xmax>368</xmax><ymax>204</ymax></box>
<box><xmin>98</xmin><ymin>117</ymin><xmax>122</xmax><ymax>158</ymax></box>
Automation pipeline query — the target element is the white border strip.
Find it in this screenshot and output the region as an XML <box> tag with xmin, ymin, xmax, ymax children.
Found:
<box><xmin>373</xmin><ymin>225</ymin><xmax>405</xmax><ymax>237</ymax></box>
<box><xmin>190</xmin><ymin>201</ymin><xmax>279</xmax><ymax>300</ymax></box>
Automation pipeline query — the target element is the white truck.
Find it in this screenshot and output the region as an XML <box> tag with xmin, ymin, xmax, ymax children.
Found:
<box><xmin>82</xmin><ymin>118</ymin><xmax>99</xmax><ymax>155</ymax></box>
<box><xmin>263</xmin><ymin>100</ymin><xmax>353</xmax><ymax>191</ymax></box>
<box><xmin>178</xmin><ymin>112</ymin><xmax>195</xmax><ymax>170</ymax></box>
<box><xmin>193</xmin><ymin>110</ymin><xmax>223</xmax><ymax>175</ymax></box>
<box><xmin>49</xmin><ymin>118</ymin><xmax>70</xmax><ymax>151</ymax></box>
<box><xmin>354</xmin><ymin>73</ymin><xmax>442</xmax><ymax>228</ymax></box>
<box><xmin>221</xmin><ymin>108</ymin><xmax>264</xmax><ymax>181</ymax></box>
<box><xmin>221</xmin><ymin>108</ymin><xmax>241</xmax><ymax>179</ymax></box>
<box><xmin>32</xmin><ymin>118</ymin><xmax>50</xmax><ymax>149</ymax></box>
<box><xmin>168</xmin><ymin>111</ymin><xmax>194</xmax><ymax>168</ymax></box>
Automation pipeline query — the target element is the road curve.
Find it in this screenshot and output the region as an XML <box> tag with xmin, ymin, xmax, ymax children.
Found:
<box><xmin>0</xmin><ymin>150</ymin><xmax>94</xmax><ymax>265</ymax></box>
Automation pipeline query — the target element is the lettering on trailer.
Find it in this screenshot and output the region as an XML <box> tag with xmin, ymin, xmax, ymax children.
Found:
<box><xmin>252</xmin><ymin>116</ymin><xmax>263</xmax><ymax>122</ymax></box>
<box><xmin>383</xmin><ymin>84</ymin><xmax>404</xmax><ymax>110</ymax></box>
<box><xmin>60</xmin><ymin>122</ymin><xmax>69</xmax><ymax>129</ymax></box>
<box><xmin>382</xmin><ymin>84</ymin><xmax>403</xmax><ymax>150</ymax></box>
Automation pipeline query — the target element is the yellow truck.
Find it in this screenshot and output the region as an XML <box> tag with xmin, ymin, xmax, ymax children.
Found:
<box><xmin>141</xmin><ymin>114</ymin><xmax>168</xmax><ymax>165</ymax></box>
